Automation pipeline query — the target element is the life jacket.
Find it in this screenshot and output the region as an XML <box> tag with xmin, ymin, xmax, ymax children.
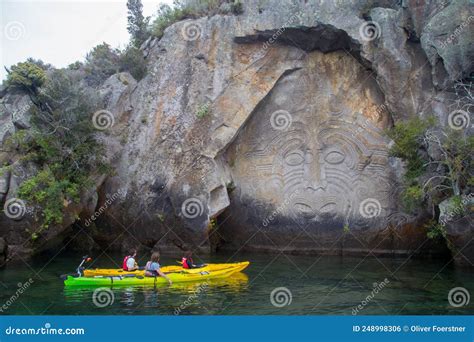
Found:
<box><xmin>122</xmin><ymin>255</ymin><xmax>131</xmax><ymax>271</ymax></box>
<box><xmin>182</xmin><ymin>257</ymin><xmax>193</xmax><ymax>269</ymax></box>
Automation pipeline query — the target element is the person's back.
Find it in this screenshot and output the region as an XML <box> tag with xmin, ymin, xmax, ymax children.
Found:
<box><xmin>144</xmin><ymin>251</ymin><xmax>172</xmax><ymax>284</ymax></box>
<box><xmin>145</xmin><ymin>260</ymin><xmax>160</xmax><ymax>276</ymax></box>
<box><xmin>122</xmin><ymin>249</ymin><xmax>138</xmax><ymax>271</ymax></box>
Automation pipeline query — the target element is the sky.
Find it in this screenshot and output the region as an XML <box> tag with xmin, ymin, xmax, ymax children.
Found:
<box><xmin>0</xmin><ymin>0</ymin><xmax>173</xmax><ymax>80</ymax></box>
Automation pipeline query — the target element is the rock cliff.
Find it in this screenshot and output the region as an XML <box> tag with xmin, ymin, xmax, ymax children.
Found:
<box><xmin>1</xmin><ymin>0</ymin><xmax>472</xmax><ymax>265</ymax></box>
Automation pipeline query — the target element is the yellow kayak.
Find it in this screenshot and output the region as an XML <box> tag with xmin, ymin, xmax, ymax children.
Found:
<box><xmin>83</xmin><ymin>262</ymin><xmax>248</xmax><ymax>277</ymax></box>
<box><xmin>65</xmin><ymin>262</ymin><xmax>249</xmax><ymax>286</ymax></box>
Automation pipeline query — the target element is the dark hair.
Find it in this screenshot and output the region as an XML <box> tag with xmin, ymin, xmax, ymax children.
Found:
<box><xmin>184</xmin><ymin>250</ymin><xmax>192</xmax><ymax>258</ymax></box>
<box><xmin>129</xmin><ymin>248</ymin><xmax>137</xmax><ymax>255</ymax></box>
<box><xmin>151</xmin><ymin>252</ymin><xmax>160</xmax><ymax>263</ymax></box>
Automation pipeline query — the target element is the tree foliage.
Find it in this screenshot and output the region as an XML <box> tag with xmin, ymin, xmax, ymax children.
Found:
<box><xmin>388</xmin><ymin>116</ymin><xmax>473</xmax><ymax>213</ymax></box>
<box><xmin>119</xmin><ymin>45</ymin><xmax>147</xmax><ymax>81</ymax></box>
<box><xmin>150</xmin><ymin>0</ymin><xmax>242</xmax><ymax>39</ymax></box>
<box><xmin>6</xmin><ymin>61</ymin><xmax>47</xmax><ymax>95</ymax></box>
<box><xmin>7</xmin><ymin>69</ymin><xmax>109</xmax><ymax>229</ymax></box>
<box><xmin>127</xmin><ymin>0</ymin><xmax>149</xmax><ymax>48</ymax></box>
<box><xmin>84</xmin><ymin>43</ymin><xmax>121</xmax><ymax>86</ymax></box>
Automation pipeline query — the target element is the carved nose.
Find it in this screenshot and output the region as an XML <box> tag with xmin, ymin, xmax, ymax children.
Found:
<box><xmin>306</xmin><ymin>180</ymin><xmax>326</xmax><ymax>191</ymax></box>
<box><xmin>304</xmin><ymin>151</ymin><xmax>326</xmax><ymax>191</ymax></box>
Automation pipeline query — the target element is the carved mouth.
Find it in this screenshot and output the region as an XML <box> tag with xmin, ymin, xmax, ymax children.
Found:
<box><xmin>292</xmin><ymin>198</ymin><xmax>338</xmax><ymax>222</ymax></box>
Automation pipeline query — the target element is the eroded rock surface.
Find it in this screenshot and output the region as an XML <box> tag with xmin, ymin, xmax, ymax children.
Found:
<box><xmin>0</xmin><ymin>0</ymin><xmax>472</xmax><ymax>264</ymax></box>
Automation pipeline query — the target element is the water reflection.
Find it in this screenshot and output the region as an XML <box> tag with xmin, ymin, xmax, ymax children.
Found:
<box><xmin>2</xmin><ymin>252</ymin><xmax>473</xmax><ymax>315</ymax></box>
<box><xmin>63</xmin><ymin>272</ymin><xmax>249</xmax><ymax>309</ymax></box>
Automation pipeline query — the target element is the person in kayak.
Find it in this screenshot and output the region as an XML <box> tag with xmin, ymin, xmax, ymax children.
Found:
<box><xmin>123</xmin><ymin>248</ymin><xmax>139</xmax><ymax>271</ymax></box>
<box><xmin>181</xmin><ymin>250</ymin><xmax>205</xmax><ymax>269</ymax></box>
<box><xmin>145</xmin><ymin>252</ymin><xmax>172</xmax><ymax>284</ymax></box>
<box><xmin>181</xmin><ymin>250</ymin><xmax>196</xmax><ymax>269</ymax></box>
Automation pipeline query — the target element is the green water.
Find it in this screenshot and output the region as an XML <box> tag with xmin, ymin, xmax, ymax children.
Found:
<box><xmin>0</xmin><ymin>251</ymin><xmax>472</xmax><ymax>315</ymax></box>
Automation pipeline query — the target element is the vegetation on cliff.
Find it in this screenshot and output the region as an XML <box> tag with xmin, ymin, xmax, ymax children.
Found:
<box><xmin>388</xmin><ymin>82</ymin><xmax>473</xmax><ymax>238</ymax></box>
<box><xmin>3</xmin><ymin>65</ymin><xmax>109</xmax><ymax>230</ymax></box>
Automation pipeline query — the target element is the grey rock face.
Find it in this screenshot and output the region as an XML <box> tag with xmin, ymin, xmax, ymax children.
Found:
<box><xmin>0</xmin><ymin>237</ymin><xmax>7</xmax><ymax>267</ymax></box>
<box><xmin>419</xmin><ymin>0</ymin><xmax>473</xmax><ymax>87</ymax></box>
<box><xmin>439</xmin><ymin>195</ymin><xmax>474</xmax><ymax>266</ymax></box>
<box><xmin>0</xmin><ymin>0</ymin><xmax>472</xmax><ymax>263</ymax></box>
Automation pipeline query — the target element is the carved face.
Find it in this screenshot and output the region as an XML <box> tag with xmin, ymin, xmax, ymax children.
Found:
<box><xmin>236</xmin><ymin>66</ymin><xmax>392</xmax><ymax>228</ymax></box>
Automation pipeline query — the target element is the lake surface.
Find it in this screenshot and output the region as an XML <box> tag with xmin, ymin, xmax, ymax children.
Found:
<box><xmin>0</xmin><ymin>251</ymin><xmax>472</xmax><ymax>315</ymax></box>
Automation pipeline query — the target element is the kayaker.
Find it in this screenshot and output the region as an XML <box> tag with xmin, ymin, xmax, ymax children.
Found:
<box><xmin>181</xmin><ymin>250</ymin><xmax>196</xmax><ymax>269</ymax></box>
<box><xmin>145</xmin><ymin>252</ymin><xmax>172</xmax><ymax>285</ymax></box>
<box><xmin>122</xmin><ymin>248</ymin><xmax>139</xmax><ymax>271</ymax></box>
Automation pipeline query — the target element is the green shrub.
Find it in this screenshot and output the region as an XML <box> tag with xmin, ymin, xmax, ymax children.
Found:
<box><xmin>119</xmin><ymin>46</ymin><xmax>147</xmax><ymax>81</ymax></box>
<box><xmin>6</xmin><ymin>61</ymin><xmax>47</xmax><ymax>95</ymax></box>
<box><xmin>387</xmin><ymin>117</ymin><xmax>433</xmax><ymax>180</ymax></box>
<box><xmin>9</xmin><ymin>69</ymin><xmax>109</xmax><ymax>229</ymax></box>
<box><xmin>401</xmin><ymin>184</ymin><xmax>424</xmax><ymax>212</ymax></box>
<box><xmin>388</xmin><ymin>116</ymin><xmax>473</xmax><ymax>215</ymax></box>
<box><xmin>425</xmin><ymin>220</ymin><xmax>447</xmax><ymax>240</ymax></box>
<box><xmin>150</xmin><ymin>0</ymin><xmax>239</xmax><ymax>39</ymax></box>
<box><xmin>196</xmin><ymin>103</ymin><xmax>210</xmax><ymax>118</ymax></box>
<box><xmin>84</xmin><ymin>43</ymin><xmax>121</xmax><ymax>86</ymax></box>
<box><xmin>343</xmin><ymin>224</ymin><xmax>350</xmax><ymax>234</ymax></box>
<box><xmin>151</xmin><ymin>3</ymin><xmax>190</xmax><ymax>39</ymax></box>
<box><xmin>230</xmin><ymin>1</ymin><xmax>243</xmax><ymax>15</ymax></box>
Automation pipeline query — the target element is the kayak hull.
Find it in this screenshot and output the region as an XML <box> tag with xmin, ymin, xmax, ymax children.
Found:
<box><xmin>65</xmin><ymin>262</ymin><xmax>249</xmax><ymax>287</ymax></box>
<box><xmin>83</xmin><ymin>262</ymin><xmax>248</xmax><ymax>277</ymax></box>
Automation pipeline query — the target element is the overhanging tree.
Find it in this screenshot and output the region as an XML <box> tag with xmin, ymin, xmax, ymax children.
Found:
<box><xmin>127</xmin><ymin>0</ymin><xmax>149</xmax><ymax>48</ymax></box>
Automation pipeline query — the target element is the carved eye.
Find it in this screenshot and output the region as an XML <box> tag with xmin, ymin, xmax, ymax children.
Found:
<box><xmin>324</xmin><ymin>150</ymin><xmax>345</xmax><ymax>164</ymax></box>
<box><xmin>284</xmin><ymin>151</ymin><xmax>305</xmax><ymax>166</ymax></box>
<box><xmin>294</xmin><ymin>202</ymin><xmax>313</xmax><ymax>215</ymax></box>
<box><xmin>319</xmin><ymin>202</ymin><xmax>336</xmax><ymax>213</ymax></box>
